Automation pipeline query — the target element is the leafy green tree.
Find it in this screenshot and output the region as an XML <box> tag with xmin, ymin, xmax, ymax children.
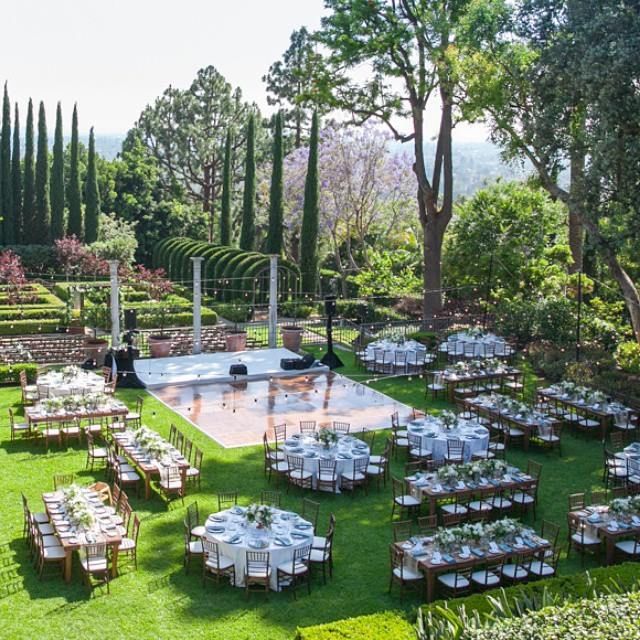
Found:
<box><xmin>1</xmin><ymin>83</ymin><xmax>12</xmax><ymax>244</ymax></box>
<box><xmin>11</xmin><ymin>103</ymin><xmax>21</xmax><ymax>243</ymax></box>
<box><xmin>266</xmin><ymin>112</ymin><xmax>284</xmax><ymax>255</ymax></box>
<box><xmin>311</xmin><ymin>0</ymin><xmax>502</xmax><ymax>323</ymax></box>
<box><xmin>220</xmin><ymin>128</ymin><xmax>232</xmax><ymax>245</ymax></box>
<box><xmin>67</xmin><ymin>104</ymin><xmax>83</xmax><ymax>239</ymax></box>
<box><xmin>89</xmin><ymin>212</ymin><xmax>138</xmax><ymax>266</ymax></box>
<box><xmin>34</xmin><ymin>101</ymin><xmax>51</xmax><ymax>244</ymax></box>
<box><xmin>84</xmin><ymin>127</ymin><xmax>100</xmax><ymax>243</ymax></box>
<box><xmin>22</xmin><ymin>99</ymin><xmax>35</xmax><ymax>243</ymax></box>
<box><xmin>239</xmin><ymin>114</ymin><xmax>256</xmax><ymax>251</ymax></box>
<box><xmin>299</xmin><ymin>111</ymin><xmax>320</xmax><ymax>295</ymax></box>
<box><xmin>263</xmin><ymin>27</ymin><xmax>322</xmax><ymax>148</ymax></box>
<box><xmin>466</xmin><ymin>0</ymin><xmax>640</xmax><ymax>343</ymax></box>
<box><xmin>51</xmin><ymin>102</ymin><xmax>65</xmax><ymax>240</ymax></box>
<box><xmin>135</xmin><ymin>65</ymin><xmax>263</xmax><ymax>242</ymax></box>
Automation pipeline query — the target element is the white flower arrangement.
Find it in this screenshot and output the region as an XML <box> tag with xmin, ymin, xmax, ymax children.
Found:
<box><xmin>245</xmin><ymin>504</ymin><xmax>273</xmax><ymax>529</ymax></box>
<box><xmin>452</xmin><ymin>361</ymin><xmax>468</xmax><ymax>374</ymax></box>
<box><xmin>437</xmin><ymin>464</ymin><xmax>459</xmax><ymax>485</ymax></box>
<box><xmin>440</xmin><ymin>410</ymin><xmax>458</xmax><ymax>430</ymax></box>
<box><xmin>468</xmin><ymin>327</ymin><xmax>485</xmax><ymax>339</ymax></box>
<box><xmin>315</xmin><ymin>427</ymin><xmax>339</xmax><ymax>448</ymax></box>
<box><xmin>61</xmin><ymin>365</ymin><xmax>82</xmax><ymax>381</ymax></box>
<box><xmin>610</xmin><ymin>496</ymin><xmax>640</xmax><ymax>517</ymax></box>
<box><xmin>133</xmin><ymin>426</ymin><xmax>172</xmax><ymax>460</ymax></box>
<box><xmin>433</xmin><ymin>518</ymin><xmax>524</xmax><ymax>551</ymax></box>
<box><xmin>61</xmin><ymin>484</ymin><xmax>95</xmax><ymax>530</ymax></box>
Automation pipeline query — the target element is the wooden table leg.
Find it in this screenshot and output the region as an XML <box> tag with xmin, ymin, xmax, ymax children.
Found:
<box><xmin>426</xmin><ymin>568</ymin><xmax>435</xmax><ymax>602</ymax></box>
<box><xmin>144</xmin><ymin>471</ymin><xmax>151</xmax><ymax>500</ymax></box>
<box><xmin>447</xmin><ymin>383</ymin><xmax>455</xmax><ymax>403</ymax></box>
<box><xmin>63</xmin><ymin>549</ymin><xmax>73</xmax><ymax>583</ymax></box>
<box><xmin>606</xmin><ymin>537</ymin><xmax>615</xmax><ymax>565</ymax></box>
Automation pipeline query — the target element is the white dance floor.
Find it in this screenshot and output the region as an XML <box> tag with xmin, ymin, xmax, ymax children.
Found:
<box><xmin>135</xmin><ymin>348</ymin><xmax>328</xmax><ymax>388</ymax></box>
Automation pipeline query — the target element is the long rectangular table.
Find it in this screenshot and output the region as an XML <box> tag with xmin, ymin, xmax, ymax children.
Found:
<box><xmin>26</xmin><ymin>402</ymin><xmax>128</xmax><ymax>426</ymax></box>
<box><xmin>429</xmin><ymin>368</ymin><xmax>522</xmax><ymax>403</ymax></box>
<box><xmin>42</xmin><ymin>489</ymin><xmax>122</xmax><ymax>583</ymax></box>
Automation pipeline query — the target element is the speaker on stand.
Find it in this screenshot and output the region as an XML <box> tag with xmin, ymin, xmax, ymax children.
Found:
<box><xmin>321</xmin><ymin>295</ymin><xmax>343</xmax><ymax>370</ymax></box>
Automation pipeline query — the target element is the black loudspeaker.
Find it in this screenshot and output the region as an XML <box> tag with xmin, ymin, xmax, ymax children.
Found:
<box><xmin>280</xmin><ymin>358</ymin><xmax>298</xmax><ymax>371</ymax></box>
<box><xmin>124</xmin><ymin>308</ymin><xmax>137</xmax><ymax>330</ymax></box>
<box><xmin>229</xmin><ymin>364</ymin><xmax>248</xmax><ymax>376</ymax></box>
<box><xmin>300</xmin><ymin>353</ymin><xmax>315</xmax><ymax>368</ymax></box>
<box><xmin>324</xmin><ymin>296</ymin><xmax>337</xmax><ymax>316</ymax></box>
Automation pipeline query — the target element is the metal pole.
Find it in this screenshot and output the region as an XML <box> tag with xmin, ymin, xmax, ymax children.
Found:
<box><xmin>576</xmin><ymin>269</ymin><xmax>582</xmax><ymax>362</ymax></box>
<box><xmin>482</xmin><ymin>253</ymin><xmax>494</xmax><ymax>330</ymax></box>
<box><xmin>191</xmin><ymin>257</ymin><xmax>204</xmax><ymax>354</ymax></box>
<box><xmin>268</xmin><ymin>255</ymin><xmax>278</xmax><ymax>349</ymax></box>
<box><xmin>108</xmin><ymin>260</ymin><xmax>120</xmax><ymax>349</ymax></box>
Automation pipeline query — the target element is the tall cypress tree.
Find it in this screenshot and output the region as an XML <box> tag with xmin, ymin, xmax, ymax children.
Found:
<box><xmin>239</xmin><ymin>114</ymin><xmax>256</xmax><ymax>251</ymax></box>
<box><xmin>67</xmin><ymin>103</ymin><xmax>82</xmax><ymax>239</ymax></box>
<box><xmin>300</xmin><ymin>111</ymin><xmax>320</xmax><ymax>296</ymax></box>
<box><xmin>22</xmin><ymin>99</ymin><xmax>35</xmax><ymax>242</ymax></box>
<box><xmin>34</xmin><ymin>101</ymin><xmax>51</xmax><ymax>244</ymax></box>
<box><xmin>266</xmin><ymin>112</ymin><xmax>284</xmax><ymax>255</ymax></box>
<box><xmin>0</xmin><ymin>83</ymin><xmax>12</xmax><ymax>244</ymax></box>
<box><xmin>220</xmin><ymin>128</ymin><xmax>232</xmax><ymax>246</ymax></box>
<box><xmin>84</xmin><ymin>126</ymin><xmax>100</xmax><ymax>243</ymax></box>
<box><xmin>51</xmin><ymin>102</ymin><xmax>65</xmax><ymax>240</ymax></box>
<box><xmin>11</xmin><ymin>103</ymin><xmax>21</xmax><ymax>243</ymax></box>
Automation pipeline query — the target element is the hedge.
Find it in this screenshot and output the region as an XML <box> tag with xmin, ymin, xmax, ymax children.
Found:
<box><xmin>296</xmin><ymin>612</ymin><xmax>415</xmax><ymax>640</ymax></box>
<box><xmin>135</xmin><ymin>308</ymin><xmax>217</xmax><ymax>329</ymax></box>
<box><xmin>0</xmin><ymin>363</ymin><xmax>38</xmax><ymax>385</ymax></box>
<box><xmin>0</xmin><ymin>319</ymin><xmax>63</xmax><ymax>335</ymax></box>
<box><xmin>297</xmin><ymin>563</ymin><xmax>640</xmax><ymax>640</ymax></box>
<box><xmin>0</xmin><ymin>307</ymin><xmax>67</xmax><ymax>321</ymax></box>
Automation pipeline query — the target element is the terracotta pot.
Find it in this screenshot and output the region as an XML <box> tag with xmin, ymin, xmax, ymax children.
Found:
<box><xmin>148</xmin><ymin>335</ymin><xmax>172</xmax><ymax>358</ymax></box>
<box><xmin>281</xmin><ymin>326</ymin><xmax>304</xmax><ymax>353</ymax></box>
<box><xmin>84</xmin><ymin>338</ymin><xmax>108</xmax><ymax>366</ymax></box>
<box><xmin>225</xmin><ymin>331</ymin><xmax>247</xmax><ymax>352</ymax></box>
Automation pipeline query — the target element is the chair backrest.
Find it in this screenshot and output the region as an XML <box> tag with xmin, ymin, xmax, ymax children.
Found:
<box><xmin>568</xmin><ymin>493</ymin><xmax>585</xmax><ymax>511</ymax></box>
<box><xmin>88</xmin><ymin>481</ymin><xmax>112</xmax><ymax>505</ymax></box>
<box><xmin>112</xmin><ymin>482</ymin><xmax>121</xmax><ymax>508</ymax></box>
<box><xmin>169</xmin><ymin>424</ymin><xmax>177</xmax><ymax>445</ymax></box>
<box><xmin>527</xmin><ymin>459</ymin><xmax>542</xmax><ymax>480</ymax></box>
<box><xmin>217</xmin><ymin>491</ymin><xmax>238</xmax><ymax>511</ymax></box>
<box><xmin>391</xmin><ymin>412</ymin><xmax>400</xmax><ymax>428</ymax></box>
<box><xmin>203</xmin><ymin>538</ymin><xmax>221</xmax><ymax>561</ymax></box>
<box><xmin>394</xmin><ymin>351</ymin><xmax>407</xmax><ymax>366</ymax></box>
<box><xmin>301</xmin><ymin>497</ymin><xmax>320</xmax><ymax>527</ymax></box>
<box><xmin>333</xmin><ymin>421</ymin><xmax>350</xmax><ymax>435</ymax></box>
<box><xmin>19</xmin><ymin>369</ymin><xmax>28</xmax><ymax>387</ymax></box>
<box><xmin>135</xmin><ymin>396</ymin><xmax>143</xmax><ymax>414</ymax></box>
<box><xmin>175</xmin><ymin>432</ymin><xmax>184</xmax><ymax>452</ymax></box>
<box><xmin>416</xmin><ymin>515</ymin><xmax>437</xmax><ymax>536</ymax></box>
<box><xmin>273</xmin><ymin>423</ymin><xmax>287</xmax><ymax>443</ymax></box>
<box><xmin>589</xmin><ymin>490</ymin><xmax>606</xmax><ymax>506</ymax></box>
<box><xmin>483</xmin><ymin>342</ymin><xmax>496</xmax><ymax>358</ymax></box>
<box><xmin>318</xmin><ymin>457</ymin><xmax>337</xmax><ymax>476</ymax></box>
<box><xmin>186</xmin><ymin>501</ymin><xmax>200</xmax><ymax>527</ymax></box>
<box><xmin>447</xmin><ymin>440</ymin><xmax>465</xmax><ymax>458</ymax></box>
<box><xmin>183</xmin><ymin>438</ymin><xmax>193</xmax><ymax>461</ymax></box>
<box><xmin>299</xmin><ymin>421</ymin><xmax>316</xmax><ymax>435</ymax></box>
<box><xmin>293</xmin><ymin>543</ymin><xmax>311</xmax><ymax>565</ymax></box>
<box><xmin>352</xmin><ymin>457</ymin><xmax>368</xmax><ymax>476</ymax></box>
<box><xmin>609</xmin><ymin>431</ymin><xmax>625</xmax><ymax>451</ymax></box>
<box><xmin>130</xmin><ymin>515</ymin><xmax>141</xmax><ymax>543</ymax></box>
<box><xmin>84</xmin><ymin>543</ymin><xmax>107</xmax><ymax>570</ymax></box>
<box><xmin>193</xmin><ymin>448</ymin><xmax>203</xmax><ymax>471</ymax></box>
<box><xmin>408</xmin><ymin>433</ymin><xmax>423</xmax><ymax>451</ymax></box>
<box><xmin>260</xmin><ymin>490</ymin><xmax>281</xmax><ymax>507</ymax></box>
<box><xmin>53</xmin><ymin>473</ymin><xmax>75</xmax><ymax>489</ymax></box>
<box><xmin>541</xmin><ymin>520</ymin><xmax>560</xmax><ymax>548</ymax></box>
<box><xmin>392</xmin><ymin>520</ymin><xmax>412</xmax><ymax>542</ymax></box>
<box><xmin>246</xmin><ymin>551</ymin><xmax>270</xmax><ymax>574</ymax></box>
<box><xmin>287</xmin><ymin>455</ymin><xmax>305</xmax><ymax>472</ymax></box>
<box><xmin>464</xmin><ymin>342</ymin><xmax>476</xmax><ymax>356</ymax></box>
<box><xmin>392</xmin><ymin>476</ymin><xmax>405</xmax><ymax>499</ymax></box>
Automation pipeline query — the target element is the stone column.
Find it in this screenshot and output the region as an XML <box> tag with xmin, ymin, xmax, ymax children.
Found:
<box><xmin>191</xmin><ymin>257</ymin><xmax>204</xmax><ymax>354</ymax></box>
<box><xmin>108</xmin><ymin>260</ymin><xmax>120</xmax><ymax>349</ymax></box>
<box><xmin>268</xmin><ymin>255</ymin><xmax>278</xmax><ymax>349</ymax></box>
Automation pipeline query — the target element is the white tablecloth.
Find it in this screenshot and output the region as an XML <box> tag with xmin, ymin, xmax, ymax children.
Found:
<box><xmin>37</xmin><ymin>370</ymin><xmax>104</xmax><ymax>397</ymax></box>
<box><xmin>439</xmin><ymin>332</ymin><xmax>508</xmax><ymax>357</ymax></box>
<box><xmin>283</xmin><ymin>434</ymin><xmax>370</xmax><ymax>491</ymax></box>
<box><xmin>203</xmin><ymin>507</ymin><xmax>314</xmax><ymax>590</ymax></box>
<box><xmin>407</xmin><ymin>417</ymin><xmax>489</xmax><ymax>462</ymax></box>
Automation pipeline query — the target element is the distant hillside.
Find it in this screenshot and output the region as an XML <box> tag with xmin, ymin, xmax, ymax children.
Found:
<box><xmin>92</xmin><ymin>135</ymin><xmax>124</xmax><ymax>160</ymax></box>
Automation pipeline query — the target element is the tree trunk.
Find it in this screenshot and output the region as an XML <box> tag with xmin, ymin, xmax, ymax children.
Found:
<box><xmin>568</xmin><ymin>149</ymin><xmax>585</xmax><ymax>272</ymax></box>
<box><xmin>421</xmin><ymin>203</ymin><xmax>446</xmax><ymax>330</ymax></box>
<box><xmin>603</xmin><ymin>250</ymin><xmax>640</xmax><ymax>344</ymax></box>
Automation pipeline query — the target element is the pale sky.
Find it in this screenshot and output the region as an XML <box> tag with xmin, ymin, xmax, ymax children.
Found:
<box><xmin>1</xmin><ymin>0</ymin><xmax>487</xmax><ymax>142</ymax></box>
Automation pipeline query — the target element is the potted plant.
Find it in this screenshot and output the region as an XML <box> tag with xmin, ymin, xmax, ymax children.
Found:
<box><xmin>82</xmin><ymin>305</ymin><xmax>109</xmax><ymax>365</ymax></box>
<box><xmin>225</xmin><ymin>322</ymin><xmax>247</xmax><ymax>352</ymax></box>
<box><xmin>131</xmin><ymin>265</ymin><xmax>174</xmax><ymax>358</ymax></box>
<box><xmin>148</xmin><ymin>305</ymin><xmax>173</xmax><ymax>358</ymax></box>
<box><xmin>281</xmin><ymin>325</ymin><xmax>304</xmax><ymax>352</ymax></box>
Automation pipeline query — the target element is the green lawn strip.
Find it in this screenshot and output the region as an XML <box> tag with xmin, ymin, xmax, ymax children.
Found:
<box><xmin>0</xmin><ymin>349</ymin><xmax>614</xmax><ymax>639</ymax></box>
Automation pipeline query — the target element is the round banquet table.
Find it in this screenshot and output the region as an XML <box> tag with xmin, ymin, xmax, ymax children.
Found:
<box><xmin>282</xmin><ymin>433</ymin><xmax>370</xmax><ymax>491</ymax></box>
<box><xmin>37</xmin><ymin>370</ymin><xmax>105</xmax><ymax>397</ymax></box>
<box><xmin>439</xmin><ymin>332</ymin><xmax>508</xmax><ymax>357</ymax></box>
<box><xmin>407</xmin><ymin>417</ymin><xmax>489</xmax><ymax>462</ymax></box>
<box><xmin>202</xmin><ymin>506</ymin><xmax>314</xmax><ymax>590</ymax></box>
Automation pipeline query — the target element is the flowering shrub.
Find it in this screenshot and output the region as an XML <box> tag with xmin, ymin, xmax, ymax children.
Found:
<box><xmin>55</xmin><ymin>235</ymin><xmax>108</xmax><ymax>277</ymax></box>
<box><xmin>0</xmin><ymin>250</ymin><xmax>36</xmax><ymax>303</ymax></box>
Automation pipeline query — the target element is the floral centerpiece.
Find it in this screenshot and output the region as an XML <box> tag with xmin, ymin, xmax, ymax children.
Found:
<box><xmin>133</xmin><ymin>426</ymin><xmax>172</xmax><ymax>460</ymax></box>
<box><xmin>42</xmin><ymin>396</ymin><xmax>64</xmax><ymax>412</ymax></box>
<box><xmin>437</xmin><ymin>464</ymin><xmax>459</xmax><ymax>486</ymax></box>
<box><xmin>61</xmin><ymin>365</ymin><xmax>81</xmax><ymax>382</ymax></box>
<box><xmin>387</xmin><ymin>330</ymin><xmax>405</xmax><ymax>345</ymax></box>
<box><xmin>468</xmin><ymin>327</ymin><xmax>485</xmax><ymax>339</ymax></box>
<box><xmin>469</xmin><ymin>359</ymin><xmax>484</xmax><ymax>373</ymax></box>
<box><xmin>452</xmin><ymin>361</ymin><xmax>468</xmax><ymax>375</ymax></box>
<box><xmin>440</xmin><ymin>410</ymin><xmax>458</xmax><ymax>430</ymax></box>
<box><xmin>486</xmin><ymin>517</ymin><xmax>524</xmax><ymax>541</ymax></box>
<box><xmin>245</xmin><ymin>504</ymin><xmax>273</xmax><ymax>530</ymax></box>
<box><xmin>315</xmin><ymin>427</ymin><xmax>339</xmax><ymax>449</ymax></box>
<box><xmin>609</xmin><ymin>496</ymin><xmax>640</xmax><ymax>517</ymax></box>
<box><xmin>61</xmin><ymin>484</ymin><xmax>95</xmax><ymax>530</ymax></box>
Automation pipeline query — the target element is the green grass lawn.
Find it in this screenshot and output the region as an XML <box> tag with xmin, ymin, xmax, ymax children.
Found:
<box><xmin>0</xmin><ymin>349</ymin><xmax>607</xmax><ymax>640</ymax></box>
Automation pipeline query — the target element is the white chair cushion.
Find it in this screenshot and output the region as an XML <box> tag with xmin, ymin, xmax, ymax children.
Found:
<box><xmin>43</xmin><ymin>545</ymin><xmax>66</xmax><ymax>560</ymax></box>
<box><xmin>206</xmin><ymin>554</ymin><xmax>234</xmax><ymax>570</ymax></box>
<box><xmin>290</xmin><ymin>469</ymin><xmax>313</xmax><ymax>480</ymax></box>
<box><xmin>471</xmin><ymin>570</ymin><xmax>500</xmax><ymax>586</ymax></box>
<box><xmin>395</xmin><ymin>495</ymin><xmax>420</xmax><ymax>507</ymax></box>
<box><xmin>395</xmin><ymin>438</ymin><xmax>409</xmax><ymax>447</ymax></box>
<box><xmin>437</xmin><ymin>572</ymin><xmax>469</xmax><ymax>588</ymax></box>
<box><xmin>189</xmin><ymin>540</ymin><xmax>204</xmax><ymax>554</ymax></box>
<box><xmin>120</xmin><ymin>471</ymin><xmax>141</xmax><ymax>482</ymax></box>
<box><xmin>310</xmin><ymin>548</ymin><xmax>330</xmax><ymax>562</ymax></box>
<box><xmin>508</xmin><ymin>428</ymin><xmax>524</xmax><ymax>437</ymax></box>
<box><xmin>428</xmin><ymin>384</ymin><xmax>445</xmax><ymax>391</ymax></box>
<box><xmin>186</xmin><ymin>467</ymin><xmax>200</xmax><ymax>477</ymax></box>
<box><xmin>366</xmin><ymin>465</ymin><xmax>384</xmax><ymax>476</ymax></box>
<box><xmin>81</xmin><ymin>557</ymin><xmax>108</xmax><ymax>572</ymax></box>
<box><xmin>37</xmin><ymin>523</ymin><xmax>55</xmax><ymax>535</ymax></box>
<box><xmin>312</xmin><ymin>535</ymin><xmax>326</xmax><ymax>548</ymax></box>
<box><xmin>441</xmin><ymin>503</ymin><xmax>467</xmax><ymax>514</ymax></box>
<box><xmin>511</xmin><ymin>492</ymin><xmax>534</xmax><ymax>504</ymax></box>
<box><xmin>369</xmin><ymin>455</ymin><xmax>383</xmax><ymax>464</ymax></box>
<box><xmin>393</xmin><ymin>565</ymin><xmax>423</xmax><ymax>581</ymax></box>
<box><xmin>247</xmin><ymin>565</ymin><xmax>271</xmax><ymax>578</ymax></box>
<box><xmin>33</xmin><ymin>512</ymin><xmax>49</xmax><ymax>524</ymax></box>
<box><xmin>615</xmin><ymin>540</ymin><xmax>640</xmax><ymax>555</ymax></box>
<box><xmin>490</xmin><ymin>497</ymin><xmax>512</xmax><ymax>509</ymax></box>
<box><xmin>318</xmin><ymin>472</ymin><xmax>337</xmax><ymax>481</ymax></box>
<box><xmin>277</xmin><ymin>561</ymin><xmax>308</xmax><ymax>575</ymax></box>
<box><xmin>501</xmin><ymin>564</ymin><xmax>527</xmax><ymax>579</ymax></box>
<box><xmin>528</xmin><ymin>560</ymin><xmax>554</xmax><ymax>576</ymax></box>
<box><xmin>191</xmin><ymin>525</ymin><xmax>206</xmax><ymax>538</ymax></box>
<box><xmin>539</xmin><ymin>434</ymin><xmax>560</xmax><ymax>443</ymax></box>
<box><xmin>272</xmin><ymin>462</ymin><xmax>289</xmax><ymax>472</ymax></box>
<box><xmin>468</xmin><ymin>500</ymin><xmax>492</xmax><ymax>512</ymax></box>
<box><xmin>572</xmin><ymin>532</ymin><xmax>600</xmax><ymax>546</ymax></box>
<box><xmin>90</xmin><ymin>448</ymin><xmax>108</xmax><ymax>458</ymax></box>
<box><xmin>341</xmin><ymin>472</ymin><xmax>365</xmax><ymax>482</ymax></box>
<box><xmin>42</xmin><ymin>535</ymin><xmax>61</xmax><ymax>548</ymax></box>
<box><xmin>119</xmin><ymin>537</ymin><xmax>136</xmax><ymax>551</ymax></box>
<box><xmin>160</xmin><ymin>480</ymin><xmax>183</xmax><ymax>490</ymax></box>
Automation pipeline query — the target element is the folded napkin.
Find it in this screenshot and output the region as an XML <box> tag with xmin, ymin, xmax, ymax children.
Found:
<box><xmin>631</xmin><ymin>516</ymin><xmax>640</xmax><ymax>526</ymax></box>
<box><xmin>338</xmin><ymin>453</ymin><xmax>352</xmax><ymax>459</ymax></box>
<box><xmin>431</xmin><ymin>553</ymin><xmax>443</xmax><ymax>565</ymax></box>
<box><xmin>291</xmin><ymin>532</ymin><xmax>310</xmax><ymax>540</ymax></box>
<box><xmin>488</xmin><ymin>542</ymin><xmax>500</xmax><ymax>554</ymax></box>
<box><xmin>456</xmin><ymin>481</ymin><xmax>466</xmax><ymax>490</ymax></box>
<box><xmin>471</xmin><ymin>548</ymin><xmax>485</xmax><ymax>558</ymax></box>
<box><xmin>442</xmin><ymin>553</ymin><xmax>455</xmax><ymax>564</ymax></box>
<box><xmin>433</xmin><ymin>483</ymin><xmax>444</xmax><ymax>493</ymax></box>
<box><xmin>274</xmin><ymin>536</ymin><xmax>292</xmax><ymax>546</ymax></box>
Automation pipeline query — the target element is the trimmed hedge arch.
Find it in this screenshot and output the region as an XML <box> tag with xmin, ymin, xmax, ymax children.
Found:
<box><xmin>152</xmin><ymin>238</ymin><xmax>300</xmax><ymax>303</ymax></box>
